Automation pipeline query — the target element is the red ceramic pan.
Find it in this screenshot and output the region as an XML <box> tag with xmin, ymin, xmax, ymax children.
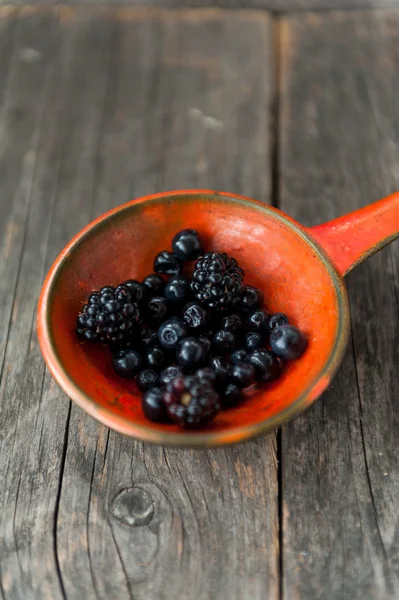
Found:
<box><xmin>37</xmin><ymin>190</ymin><xmax>399</xmax><ymax>447</ymax></box>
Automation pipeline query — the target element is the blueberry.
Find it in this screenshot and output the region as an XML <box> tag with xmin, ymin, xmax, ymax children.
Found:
<box><xmin>196</xmin><ymin>367</ymin><xmax>217</xmax><ymax>386</ymax></box>
<box><xmin>143</xmin><ymin>274</ymin><xmax>165</xmax><ymax>296</ymax></box>
<box><xmin>182</xmin><ymin>302</ymin><xmax>208</xmax><ymax>330</ymax></box>
<box><xmin>244</xmin><ymin>332</ymin><xmax>264</xmax><ymax>351</ymax></box>
<box><xmin>164</xmin><ymin>276</ymin><xmax>190</xmax><ymax>304</ymax></box>
<box><xmin>142</xmin><ymin>387</ymin><xmax>169</xmax><ymax>423</ymax></box>
<box><xmin>158</xmin><ymin>318</ymin><xmax>188</xmax><ymax>350</ymax></box>
<box><xmin>154</xmin><ymin>251</ymin><xmax>182</xmax><ymax>276</ymax></box>
<box><xmin>268</xmin><ymin>313</ymin><xmax>289</xmax><ymax>331</ymax></box>
<box><xmin>220</xmin><ymin>313</ymin><xmax>243</xmax><ymax>332</ymax></box>
<box><xmin>160</xmin><ymin>365</ymin><xmax>183</xmax><ymax>386</ymax></box>
<box><xmin>198</xmin><ymin>334</ymin><xmax>212</xmax><ymax>356</ymax></box>
<box><xmin>145</xmin><ymin>345</ymin><xmax>167</xmax><ymax>370</ymax></box>
<box><xmin>221</xmin><ymin>383</ymin><xmax>243</xmax><ymax>408</ymax></box>
<box><xmin>209</xmin><ymin>356</ymin><xmax>230</xmax><ymax>382</ymax></box>
<box><xmin>145</xmin><ymin>296</ymin><xmax>168</xmax><ymax>323</ymax></box>
<box><xmin>123</xmin><ymin>280</ymin><xmax>145</xmax><ymax>303</ymax></box>
<box><xmin>112</xmin><ymin>348</ymin><xmax>142</xmax><ymax>378</ymax></box>
<box><xmin>239</xmin><ymin>285</ymin><xmax>264</xmax><ymax>312</ymax></box>
<box><xmin>231</xmin><ymin>348</ymin><xmax>250</xmax><ymax>364</ymax></box>
<box><xmin>136</xmin><ymin>369</ymin><xmax>159</xmax><ymax>392</ymax></box>
<box><xmin>177</xmin><ymin>337</ymin><xmax>207</xmax><ymax>371</ymax></box>
<box><xmin>270</xmin><ymin>325</ymin><xmax>307</xmax><ymax>360</ymax></box>
<box><xmin>213</xmin><ymin>329</ymin><xmax>236</xmax><ymax>352</ymax></box>
<box><xmin>230</xmin><ymin>361</ymin><xmax>256</xmax><ymax>389</ymax></box>
<box><xmin>140</xmin><ymin>326</ymin><xmax>159</xmax><ymax>348</ymax></box>
<box><xmin>249</xmin><ymin>349</ymin><xmax>281</xmax><ymax>382</ymax></box>
<box><xmin>172</xmin><ymin>229</ymin><xmax>203</xmax><ymax>261</ymax></box>
<box><xmin>247</xmin><ymin>309</ymin><xmax>269</xmax><ymax>333</ymax></box>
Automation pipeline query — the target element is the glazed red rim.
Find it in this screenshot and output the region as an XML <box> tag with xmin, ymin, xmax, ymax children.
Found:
<box><xmin>37</xmin><ymin>190</ymin><xmax>350</xmax><ymax>447</ymax></box>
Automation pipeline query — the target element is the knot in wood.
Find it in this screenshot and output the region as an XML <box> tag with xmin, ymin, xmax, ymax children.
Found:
<box><xmin>111</xmin><ymin>486</ymin><xmax>154</xmax><ymax>528</ymax></box>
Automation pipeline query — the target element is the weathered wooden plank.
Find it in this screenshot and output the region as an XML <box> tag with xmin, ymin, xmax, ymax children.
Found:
<box><xmin>279</xmin><ymin>10</ymin><xmax>399</xmax><ymax>599</ymax></box>
<box><xmin>0</xmin><ymin>8</ymin><xmax>66</xmax><ymax>600</ymax></box>
<box><xmin>53</xmin><ymin>9</ymin><xmax>279</xmax><ymax>600</ymax></box>
<box><xmin>0</xmin><ymin>6</ymin><xmax>117</xmax><ymax>600</ymax></box>
<box><xmin>2</xmin><ymin>0</ymin><xmax>399</xmax><ymax>14</ymax></box>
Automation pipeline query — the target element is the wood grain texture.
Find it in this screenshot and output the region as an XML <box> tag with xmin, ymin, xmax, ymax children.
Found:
<box><xmin>279</xmin><ymin>10</ymin><xmax>399</xmax><ymax>600</ymax></box>
<box><xmin>2</xmin><ymin>1</ymin><xmax>399</xmax><ymax>14</ymax></box>
<box><xmin>0</xmin><ymin>8</ymin><xmax>279</xmax><ymax>600</ymax></box>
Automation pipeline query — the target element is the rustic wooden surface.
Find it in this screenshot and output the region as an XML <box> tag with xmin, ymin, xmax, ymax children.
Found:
<box><xmin>2</xmin><ymin>1</ymin><xmax>399</xmax><ymax>14</ymax></box>
<box><xmin>279</xmin><ymin>10</ymin><xmax>399</xmax><ymax>600</ymax></box>
<box><xmin>0</xmin><ymin>6</ymin><xmax>398</xmax><ymax>600</ymax></box>
<box><xmin>0</xmin><ymin>7</ymin><xmax>279</xmax><ymax>600</ymax></box>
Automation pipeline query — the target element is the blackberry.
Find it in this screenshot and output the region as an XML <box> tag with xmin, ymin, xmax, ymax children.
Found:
<box><xmin>76</xmin><ymin>284</ymin><xmax>141</xmax><ymax>344</ymax></box>
<box><xmin>163</xmin><ymin>375</ymin><xmax>220</xmax><ymax>428</ymax></box>
<box><xmin>123</xmin><ymin>280</ymin><xmax>145</xmax><ymax>304</ymax></box>
<box><xmin>191</xmin><ymin>252</ymin><xmax>244</xmax><ymax>309</ymax></box>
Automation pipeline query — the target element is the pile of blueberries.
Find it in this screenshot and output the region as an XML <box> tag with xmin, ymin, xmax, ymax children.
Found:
<box><xmin>76</xmin><ymin>229</ymin><xmax>307</xmax><ymax>428</ymax></box>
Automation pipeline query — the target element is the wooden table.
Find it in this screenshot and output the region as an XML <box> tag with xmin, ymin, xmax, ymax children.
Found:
<box><xmin>0</xmin><ymin>6</ymin><xmax>398</xmax><ymax>599</ymax></box>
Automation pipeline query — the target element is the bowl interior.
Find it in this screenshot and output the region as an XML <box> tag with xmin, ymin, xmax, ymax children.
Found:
<box><xmin>40</xmin><ymin>192</ymin><xmax>347</xmax><ymax>445</ymax></box>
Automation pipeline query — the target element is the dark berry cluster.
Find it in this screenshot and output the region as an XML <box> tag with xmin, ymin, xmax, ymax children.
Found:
<box><xmin>76</xmin><ymin>284</ymin><xmax>141</xmax><ymax>344</ymax></box>
<box><xmin>76</xmin><ymin>228</ymin><xmax>307</xmax><ymax>428</ymax></box>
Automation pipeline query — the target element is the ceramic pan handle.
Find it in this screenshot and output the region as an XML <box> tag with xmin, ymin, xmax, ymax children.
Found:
<box><xmin>307</xmin><ymin>192</ymin><xmax>399</xmax><ymax>277</ymax></box>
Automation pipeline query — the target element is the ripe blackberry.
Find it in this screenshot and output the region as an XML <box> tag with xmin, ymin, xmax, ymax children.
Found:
<box><xmin>76</xmin><ymin>284</ymin><xmax>141</xmax><ymax>344</ymax></box>
<box><xmin>163</xmin><ymin>375</ymin><xmax>220</xmax><ymax>428</ymax></box>
<box><xmin>191</xmin><ymin>252</ymin><xmax>244</xmax><ymax>309</ymax></box>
